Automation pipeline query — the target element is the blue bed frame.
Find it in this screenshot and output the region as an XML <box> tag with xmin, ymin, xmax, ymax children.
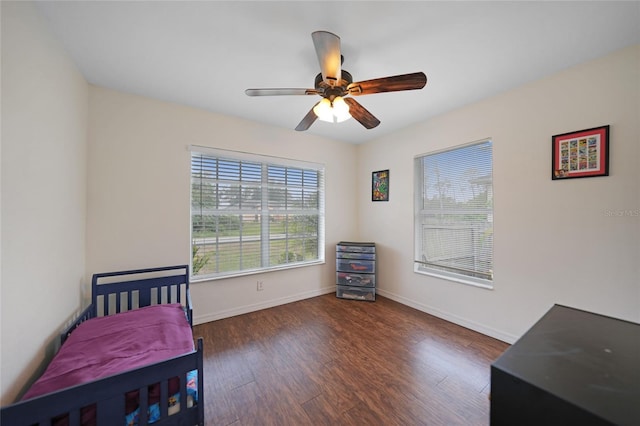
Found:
<box><xmin>1</xmin><ymin>265</ymin><xmax>205</xmax><ymax>426</ymax></box>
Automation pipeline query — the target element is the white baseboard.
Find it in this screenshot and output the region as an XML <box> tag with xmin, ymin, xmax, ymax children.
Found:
<box><xmin>376</xmin><ymin>288</ymin><xmax>518</xmax><ymax>344</ymax></box>
<box><xmin>194</xmin><ymin>286</ymin><xmax>335</xmax><ymax>325</ymax></box>
<box><xmin>194</xmin><ymin>285</ymin><xmax>518</xmax><ymax>344</ymax></box>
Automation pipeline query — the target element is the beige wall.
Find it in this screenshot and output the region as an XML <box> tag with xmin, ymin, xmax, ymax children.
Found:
<box><xmin>87</xmin><ymin>87</ymin><xmax>359</xmax><ymax>325</ymax></box>
<box><xmin>1</xmin><ymin>2</ymin><xmax>88</xmax><ymax>404</ymax></box>
<box><xmin>357</xmin><ymin>45</ymin><xmax>640</xmax><ymax>342</ymax></box>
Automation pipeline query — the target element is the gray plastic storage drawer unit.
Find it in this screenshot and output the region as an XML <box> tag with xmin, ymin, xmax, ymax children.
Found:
<box><xmin>336</xmin><ymin>241</ymin><xmax>376</xmax><ymax>301</ymax></box>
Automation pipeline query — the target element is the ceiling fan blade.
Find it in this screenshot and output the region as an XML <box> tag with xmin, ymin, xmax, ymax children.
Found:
<box><xmin>245</xmin><ymin>88</ymin><xmax>319</xmax><ymax>96</ymax></box>
<box><xmin>312</xmin><ymin>31</ymin><xmax>341</xmax><ymax>86</ymax></box>
<box><xmin>295</xmin><ymin>104</ymin><xmax>319</xmax><ymax>131</ymax></box>
<box><xmin>344</xmin><ymin>98</ymin><xmax>380</xmax><ymax>129</ymax></box>
<box><xmin>347</xmin><ymin>72</ymin><xmax>427</xmax><ymax>96</ymax></box>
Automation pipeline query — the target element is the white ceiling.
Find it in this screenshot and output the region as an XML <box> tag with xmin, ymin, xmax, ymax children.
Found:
<box><xmin>36</xmin><ymin>1</ymin><xmax>640</xmax><ymax>144</ymax></box>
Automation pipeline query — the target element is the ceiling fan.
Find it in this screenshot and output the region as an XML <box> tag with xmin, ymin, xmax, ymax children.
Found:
<box><xmin>245</xmin><ymin>31</ymin><xmax>427</xmax><ymax>131</ymax></box>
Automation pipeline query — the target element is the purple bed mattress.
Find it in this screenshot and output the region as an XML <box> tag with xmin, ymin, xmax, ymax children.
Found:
<box><xmin>22</xmin><ymin>303</ymin><xmax>194</xmax><ymax>402</ymax></box>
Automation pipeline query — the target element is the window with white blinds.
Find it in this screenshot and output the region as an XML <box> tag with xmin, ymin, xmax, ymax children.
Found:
<box><xmin>190</xmin><ymin>148</ymin><xmax>325</xmax><ymax>279</ymax></box>
<box><xmin>414</xmin><ymin>140</ymin><xmax>493</xmax><ymax>288</ymax></box>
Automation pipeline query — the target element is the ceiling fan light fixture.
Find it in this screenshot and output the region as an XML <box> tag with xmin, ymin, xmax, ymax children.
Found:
<box><xmin>313</xmin><ymin>97</ymin><xmax>351</xmax><ymax>123</ymax></box>
<box><xmin>313</xmin><ymin>98</ymin><xmax>333</xmax><ymax>122</ymax></box>
<box><xmin>332</xmin><ymin>96</ymin><xmax>351</xmax><ymax>122</ymax></box>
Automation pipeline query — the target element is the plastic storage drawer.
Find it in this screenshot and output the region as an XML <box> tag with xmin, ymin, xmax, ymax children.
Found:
<box><xmin>336</xmin><ymin>259</ymin><xmax>375</xmax><ymax>274</ymax></box>
<box><xmin>336</xmin><ymin>272</ymin><xmax>375</xmax><ymax>287</ymax></box>
<box><xmin>336</xmin><ymin>251</ymin><xmax>375</xmax><ymax>260</ymax></box>
<box><xmin>336</xmin><ymin>285</ymin><xmax>375</xmax><ymax>301</ymax></box>
<box><xmin>336</xmin><ymin>244</ymin><xmax>375</xmax><ymax>254</ymax></box>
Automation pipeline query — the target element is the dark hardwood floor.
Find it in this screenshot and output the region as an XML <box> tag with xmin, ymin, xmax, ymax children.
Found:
<box><xmin>193</xmin><ymin>294</ymin><xmax>509</xmax><ymax>426</ymax></box>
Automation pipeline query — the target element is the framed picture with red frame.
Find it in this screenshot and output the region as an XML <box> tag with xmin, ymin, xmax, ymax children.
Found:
<box><xmin>552</xmin><ymin>125</ymin><xmax>609</xmax><ymax>180</ymax></box>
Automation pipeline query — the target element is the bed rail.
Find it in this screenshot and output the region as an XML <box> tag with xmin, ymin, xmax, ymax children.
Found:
<box><xmin>1</xmin><ymin>339</ymin><xmax>204</xmax><ymax>426</ymax></box>
<box><xmin>60</xmin><ymin>304</ymin><xmax>94</xmax><ymax>345</ymax></box>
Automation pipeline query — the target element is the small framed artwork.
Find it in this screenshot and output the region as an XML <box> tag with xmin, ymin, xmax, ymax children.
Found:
<box><xmin>552</xmin><ymin>125</ymin><xmax>609</xmax><ymax>180</ymax></box>
<box><xmin>372</xmin><ymin>169</ymin><xmax>389</xmax><ymax>201</ymax></box>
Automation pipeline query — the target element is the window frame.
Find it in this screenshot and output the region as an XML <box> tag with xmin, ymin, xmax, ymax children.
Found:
<box><xmin>413</xmin><ymin>139</ymin><xmax>494</xmax><ymax>289</ymax></box>
<box><xmin>190</xmin><ymin>146</ymin><xmax>325</xmax><ymax>281</ymax></box>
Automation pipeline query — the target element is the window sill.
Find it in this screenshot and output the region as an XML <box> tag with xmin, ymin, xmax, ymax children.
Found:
<box><xmin>191</xmin><ymin>260</ymin><xmax>326</xmax><ymax>283</ymax></box>
<box><xmin>414</xmin><ymin>266</ymin><xmax>493</xmax><ymax>290</ymax></box>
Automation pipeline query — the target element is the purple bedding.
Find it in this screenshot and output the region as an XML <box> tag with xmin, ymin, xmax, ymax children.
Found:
<box><xmin>22</xmin><ymin>303</ymin><xmax>194</xmax><ymax>401</ymax></box>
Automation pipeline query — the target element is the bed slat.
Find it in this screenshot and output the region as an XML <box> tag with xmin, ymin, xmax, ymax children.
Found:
<box><xmin>139</xmin><ymin>385</ymin><xmax>149</xmax><ymax>425</ymax></box>
<box><xmin>140</xmin><ymin>286</ymin><xmax>151</xmax><ymax>308</ymax></box>
<box><xmin>160</xmin><ymin>378</ymin><xmax>169</xmax><ymax>418</ymax></box>
<box><xmin>103</xmin><ymin>294</ymin><xmax>109</xmax><ymax>316</ymax></box>
<box><xmin>180</xmin><ymin>371</ymin><xmax>188</xmax><ymax>417</ymax></box>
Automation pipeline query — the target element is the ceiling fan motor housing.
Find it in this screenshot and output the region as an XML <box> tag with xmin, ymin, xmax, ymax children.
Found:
<box><xmin>315</xmin><ymin>71</ymin><xmax>353</xmax><ymax>100</ymax></box>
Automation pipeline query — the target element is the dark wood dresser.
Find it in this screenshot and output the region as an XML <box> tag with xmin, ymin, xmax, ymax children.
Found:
<box><xmin>490</xmin><ymin>304</ymin><xmax>640</xmax><ymax>425</ymax></box>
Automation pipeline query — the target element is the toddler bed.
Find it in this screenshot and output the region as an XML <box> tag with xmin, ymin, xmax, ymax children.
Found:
<box><xmin>0</xmin><ymin>265</ymin><xmax>204</xmax><ymax>426</ymax></box>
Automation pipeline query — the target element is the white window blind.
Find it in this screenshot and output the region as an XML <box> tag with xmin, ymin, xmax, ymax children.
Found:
<box><xmin>191</xmin><ymin>148</ymin><xmax>325</xmax><ymax>279</ymax></box>
<box><xmin>414</xmin><ymin>140</ymin><xmax>493</xmax><ymax>287</ymax></box>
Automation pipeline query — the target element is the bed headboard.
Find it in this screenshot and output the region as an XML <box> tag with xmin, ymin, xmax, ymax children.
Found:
<box><xmin>91</xmin><ymin>265</ymin><xmax>192</xmax><ymax>324</ymax></box>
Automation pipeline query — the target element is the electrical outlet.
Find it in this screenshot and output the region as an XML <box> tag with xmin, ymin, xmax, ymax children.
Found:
<box><xmin>257</xmin><ymin>281</ymin><xmax>264</xmax><ymax>291</ymax></box>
